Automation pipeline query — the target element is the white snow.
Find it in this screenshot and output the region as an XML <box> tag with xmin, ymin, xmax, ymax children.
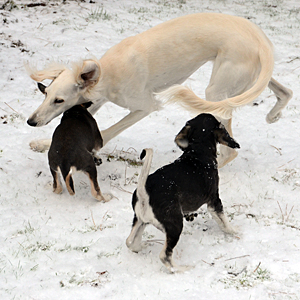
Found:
<box><xmin>0</xmin><ymin>0</ymin><xmax>299</xmax><ymax>299</ymax></box>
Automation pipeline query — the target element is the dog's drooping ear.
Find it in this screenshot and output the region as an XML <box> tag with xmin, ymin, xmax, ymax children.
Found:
<box><xmin>140</xmin><ymin>149</ymin><xmax>147</xmax><ymax>160</ymax></box>
<box><xmin>78</xmin><ymin>60</ymin><xmax>101</xmax><ymax>89</ymax></box>
<box><xmin>213</xmin><ymin>125</ymin><xmax>240</xmax><ymax>149</ymax></box>
<box><xmin>38</xmin><ymin>82</ymin><xmax>46</xmax><ymax>94</ymax></box>
<box><xmin>175</xmin><ymin>125</ymin><xmax>191</xmax><ymax>150</ymax></box>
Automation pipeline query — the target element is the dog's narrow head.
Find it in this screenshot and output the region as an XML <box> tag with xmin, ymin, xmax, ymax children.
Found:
<box><xmin>175</xmin><ymin>113</ymin><xmax>240</xmax><ymax>150</ymax></box>
<box><xmin>27</xmin><ymin>60</ymin><xmax>101</xmax><ymax>127</ymax></box>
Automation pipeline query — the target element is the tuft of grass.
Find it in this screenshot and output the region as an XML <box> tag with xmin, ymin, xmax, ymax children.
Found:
<box><xmin>85</xmin><ymin>7</ymin><xmax>112</xmax><ymax>22</ymax></box>
<box><xmin>73</xmin><ymin>246</ymin><xmax>89</xmax><ymax>253</ymax></box>
<box><xmin>59</xmin><ymin>270</ymin><xmax>109</xmax><ymax>288</ymax></box>
<box><xmin>104</xmin><ymin>149</ymin><xmax>143</xmax><ymax>167</ymax></box>
<box><xmin>220</xmin><ymin>264</ymin><xmax>271</xmax><ymax>290</ymax></box>
<box><xmin>1</xmin><ymin>0</ymin><xmax>18</xmax><ymax>11</ymax></box>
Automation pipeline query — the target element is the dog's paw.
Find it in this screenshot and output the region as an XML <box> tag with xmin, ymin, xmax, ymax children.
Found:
<box><xmin>266</xmin><ymin>111</ymin><xmax>282</xmax><ymax>124</ymax></box>
<box><xmin>29</xmin><ymin>139</ymin><xmax>51</xmax><ymax>152</ymax></box>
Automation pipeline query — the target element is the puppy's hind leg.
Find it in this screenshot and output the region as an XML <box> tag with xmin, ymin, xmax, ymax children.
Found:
<box><xmin>64</xmin><ymin>169</ymin><xmax>75</xmax><ymax>196</ymax></box>
<box><xmin>50</xmin><ymin>167</ymin><xmax>62</xmax><ymax>194</ymax></box>
<box><xmin>126</xmin><ymin>215</ymin><xmax>146</xmax><ymax>252</ymax></box>
<box><xmin>85</xmin><ymin>157</ymin><xmax>111</xmax><ymax>202</ymax></box>
<box><xmin>159</xmin><ymin>220</ymin><xmax>191</xmax><ymax>273</ymax></box>
<box><xmin>207</xmin><ymin>198</ymin><xmax>237</xmax><ymax>234</ymax></box>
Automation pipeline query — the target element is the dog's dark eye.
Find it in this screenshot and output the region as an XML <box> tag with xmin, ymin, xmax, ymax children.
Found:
<box><xmin>54</xmin><ymin>99</ymin><xmax>64</xmax><ymax>104</ymax></box>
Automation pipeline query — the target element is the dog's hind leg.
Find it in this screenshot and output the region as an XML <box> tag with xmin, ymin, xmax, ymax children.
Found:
<box><xmin>126</xmin><ymin>215</ymin><xmax>146</xmax><ymax>252</ymax></box>
<box><xmin>30</xmin><ymin>139</ymin><xmax>52</xmax><ymax>152</ymax></box>
<box><xmin>216</xmin><ymin>118</ymin><xmax>238</xmax><ymax>168</ymax></box>
<box><xmin>266</xmin><ymin>77</ymin><xmax>293</xmax><ymax>124</ymax></box>
<box><xmin>206</xmin><ymin>57</ymin><xmax>259</xmax><ymax>168</ymax></box>
<box><xmin>207</xmin><ymin>198</ymin><xmax>237</xmax><ymax>234</ymax></box>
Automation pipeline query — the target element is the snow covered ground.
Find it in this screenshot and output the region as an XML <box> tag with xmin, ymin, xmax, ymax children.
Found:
<box><xmin>0</xmin><ymin>0</ymin><xmax>300</xmax><ymax>299</ymax></box>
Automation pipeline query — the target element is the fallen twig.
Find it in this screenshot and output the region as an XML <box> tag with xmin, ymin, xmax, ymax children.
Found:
<box><xmin>202</xmin><ymin>260</ymin><xmax>215</xmax><ymax>266</ymax></box>
<box><xmin>270</xmin><ymin>144</ymin><xmax>282</xmax><ymax>155</ymax></box>
<box><xmin>224</xmin><ymin>254</ymin><xmax>250</xmax><ymax>262</ymax></box>
<box><xmin>277</xmin><ymin>158</ymin><xmax>295</xmax><ymax>169</ymax></box>
<box><xmin>286</xmin><ymin>224</ymin><xmax>300</xmax><ymax>231</ymax></box>
<box><xmin>228</xmin><ymin>266</ymin><xmax>247</xmax><ymax>276</ymax></box>
<box><xmin>110</xmin><ymin>183</ymin><xmax>133</xmax><ymax>194</ymax></box>
<box><xmin>4</xmin><ymin>102</ymin><xmax>19</xmax><ymax>114</ymax></box>
<box><xmin>253</xmin><ymin>262</ymin><xmax>261</xmax><ymax>273</ymax></box>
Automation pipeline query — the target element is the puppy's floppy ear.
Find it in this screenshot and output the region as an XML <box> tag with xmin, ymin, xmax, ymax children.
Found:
<box><xmin>81</xmin><ymin>101</ymin><xmax>93</xmax><ymax>109</ymax></box>
<box><xmin>78</xmin><ymin>60</ymin><xmax>101</xmax><ymax>89</ymax></box>
<box><xmin>37</xmin><ymin>82</ymin><xmax>46</xmax><ymax>94</ymax></box>
<box><xmin>213</xmin><ymin>125</ymin><xmax>240</xmax><ymax>149</ymax></box>
<box><xmin>175</xmin><ymin>125</ymin><xmax>191</xmax><ymax>150</ymax></box>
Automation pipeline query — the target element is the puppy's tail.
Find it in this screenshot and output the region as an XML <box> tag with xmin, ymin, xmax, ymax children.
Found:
<box><xmin>136</xmin><ymin>148</ymin><xmax>153</xmax><ymax>204</ymax></box>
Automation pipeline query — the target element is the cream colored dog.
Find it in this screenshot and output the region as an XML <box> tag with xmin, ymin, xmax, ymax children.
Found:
<box><xmin>27</xmin><ymin>13</ymin><xmax>292</xmax><ymax>167</ymax></box>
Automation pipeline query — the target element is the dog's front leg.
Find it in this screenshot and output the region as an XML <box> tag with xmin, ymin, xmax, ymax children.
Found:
<box><xmin>101</xmin><ymin>110</ymin><xmax>150</xmax><ymax>146</ymax></box>
<box><xmin>30</xmin><ymin>139</ymin><xmax>52</xmax><ymax>152</ymax></box>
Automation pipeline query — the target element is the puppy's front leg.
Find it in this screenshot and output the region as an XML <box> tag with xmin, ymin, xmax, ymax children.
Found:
<box><xmin>207</xmin><ymin>201</ymin><xmax>237</xmax><ymax>234</ymax></box>
<box><xmin>158</xmin><ymin>221</ymin><xmax>193</xmax><ymax>273</ymax></box>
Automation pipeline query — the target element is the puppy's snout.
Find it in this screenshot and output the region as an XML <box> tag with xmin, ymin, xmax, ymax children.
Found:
<box><xmin>27</xmin><ymin>119</ymin><xmax>37</xmax><ymax>127</ymax></box>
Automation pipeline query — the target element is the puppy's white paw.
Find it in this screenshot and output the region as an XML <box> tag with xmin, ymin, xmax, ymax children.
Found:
<box><xmin>96</xmin><ymin>193</ymin><xmax>113</xmax><ymax>202</ymax></box>
<box><xmin>165</xmin><ymin>264</ymin><xmax>194</xmax><ymax>274</ymax></box>
<box><xmin>223</xmin><ymin>224</ymin><xmax>238</xmax><ymax>235</ymax></box>
<box><xmin>53</xmin><ymin>186</ymin><xmax>63</xmax><ymax>194</ymax></box>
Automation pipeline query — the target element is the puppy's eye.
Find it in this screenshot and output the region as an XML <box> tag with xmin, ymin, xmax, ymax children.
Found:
<box><xmin>54</xmin><ymin>99</ymin><xmax>64</xmax><ymax>104</ymax></box>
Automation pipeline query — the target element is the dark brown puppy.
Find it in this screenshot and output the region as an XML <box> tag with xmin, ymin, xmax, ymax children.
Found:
<box><xmin>126</xmin><ymin>113</ymin><xmax>239</xmax><ymax>272</ymax></box>
<box><xmin>48</xmin><ymin>102</ymin><xmax>109</xmax><ymax>201</ymax></box>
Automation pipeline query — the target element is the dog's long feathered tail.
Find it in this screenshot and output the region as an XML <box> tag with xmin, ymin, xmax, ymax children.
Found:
<box><xmin>158</xmin><ymin>39</ymin><xmax>274</xmax><ymax>119</ymax></box>
<box><xmin>136</xmin><ymin>148</ymin><xmax>153</xmax><ymax>205</ymax></box>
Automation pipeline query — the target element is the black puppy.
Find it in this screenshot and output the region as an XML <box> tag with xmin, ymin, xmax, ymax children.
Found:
<box><xmin>126</xmin><ymin>113</ymin><xmax>240</xmax><ymax>272</ymax></box>
<box><xmin>48</xmin><ymin>102</ymin><xmax>109</xmax><ymax>202</ymax></box>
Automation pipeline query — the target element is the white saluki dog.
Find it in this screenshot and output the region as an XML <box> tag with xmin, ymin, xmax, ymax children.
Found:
<box><xmin>27</xmin><ymin>13</ymin><xmax>292</xmax><ymax>167</ymax></box>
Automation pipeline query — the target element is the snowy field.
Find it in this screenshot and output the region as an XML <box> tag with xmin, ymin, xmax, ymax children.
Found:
<box><xmin>0</xmin><ymin>0</ymin><xmax>300</xmax><ymax>299</ymax></box>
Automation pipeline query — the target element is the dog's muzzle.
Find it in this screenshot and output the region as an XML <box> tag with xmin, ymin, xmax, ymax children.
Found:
<box><xmin>27</xmin><ymin>119</ymin><xmax>37</xmax><ymax>127</ymax></box>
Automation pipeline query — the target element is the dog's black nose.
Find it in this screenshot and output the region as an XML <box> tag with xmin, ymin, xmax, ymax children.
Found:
<box><xmin>27</xmin><ymin>119</ymin><xmax>37</xmax><ymax>127</ymax></box>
